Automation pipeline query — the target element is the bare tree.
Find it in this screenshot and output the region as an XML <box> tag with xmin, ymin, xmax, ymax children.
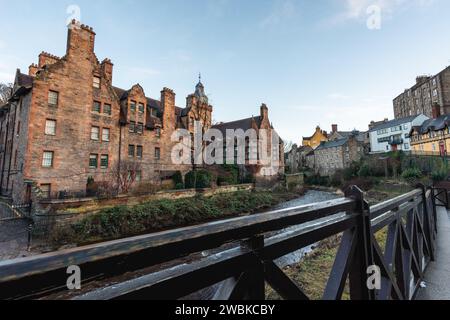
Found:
<box><xmin>0</xmin><ymin>83</ymin><xmax>13</xmax><ymax>105</ymax></box>
<box><xmin>284</xmin><ymin>140</ymin><xmax>294</xmax><ymax>154</ymax></box>
<box><xmin>109</xmin><ymin>160</ymin><xmax>143</xmax><ymax>194</ymax></box>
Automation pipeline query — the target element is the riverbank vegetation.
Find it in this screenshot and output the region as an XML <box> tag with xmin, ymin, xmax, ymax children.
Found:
<box><xmin>266</xmin><ymin>187</ymin><xmax>397</xmax><ymax>300</ymax></box>
<box><xmin>50</xmin><ymin>189</ymin><xmax>303</xmax><ymax>247</ymax></box>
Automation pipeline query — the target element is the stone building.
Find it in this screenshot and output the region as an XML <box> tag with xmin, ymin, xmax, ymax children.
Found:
<box><xmin>212</xmin><ymin>104</ymin><xmax>285</xmax><ymax>182</ymax></box>
<box><xmin>393</xmin><ymin>67</ymin><xmax>450</xmax><ymax>119</ymax></box>
<box><xmin>308</xmin><ymin>131</ymin><xmax>365</xmax><ymax>176</ymax></box>
<box><xmin>285</xmin><ymin>144</ymin><xmax>313</xmax><ymax>173</ymax></box>
<box><xmin>0</xmin><ymin>21</ymin><xmax>283</xmax><ymax>203</ymax></box>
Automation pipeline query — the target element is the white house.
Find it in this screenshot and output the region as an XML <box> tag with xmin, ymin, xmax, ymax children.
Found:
<box><xmin>369</xmin><ymin>114</ymin><xmax>429</xmax><ymax>154</ymax></box>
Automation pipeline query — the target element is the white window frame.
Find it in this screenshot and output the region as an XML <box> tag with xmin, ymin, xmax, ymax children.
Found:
<box><xmin>42</xmin><ymin>151</ymin><xmax>54</xmax><ymax>168</ymax></box>
<box><xmin>45</xmin><ymin>119</ymin><xmax>56</xmax><ymax>136</ymax></box>
<box><xmin>93</xmin><ymin>76</ymin><xmax>101</xmax><ymax>88</ymax></box>
<box><xmin>102</xmin><ymin>128</ymin><xmax>110</xmax><ymax>142</ymax></box>
<box><xmin>91</xmin><ymin>126</ymin><xmax>100</xmax><ymax>141</ymax></box>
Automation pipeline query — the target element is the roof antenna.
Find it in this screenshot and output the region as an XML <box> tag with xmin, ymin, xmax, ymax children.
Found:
<box><xmin>198</xmin><ymin>72</ymin><xmax>202</xmax><ymax>83</ymax></box>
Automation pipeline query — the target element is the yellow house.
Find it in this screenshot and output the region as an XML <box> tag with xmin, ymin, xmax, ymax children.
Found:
<box><xmin>410</xmin><ymin>114</ymin><xmax>450</xmax><ymax>156</ymax></box>
<box><xmin>302</xmin><ymin>126</ymin><xmax>329</xmax><ymax>149</ymax></box>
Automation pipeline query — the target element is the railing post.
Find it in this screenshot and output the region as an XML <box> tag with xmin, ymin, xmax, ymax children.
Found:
<box><xmin>241</xmin><ymin>235</ymin><xmax>265</xmax><ymax>300</ymax></box>
<box><xmin>418</xmin><ymin>184</ymin><xmax>435</xmax><ymax>261</ymax></box>
<box><xmin>345</xmin><ymin>185</ymin><xmax>375</xmax><ymax>300</ymax></box>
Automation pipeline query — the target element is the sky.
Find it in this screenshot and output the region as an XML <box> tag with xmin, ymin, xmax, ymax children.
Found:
<box><xmin>1</xmin><ymin>0</ymin><xmax>450</xmax><ymax>144</ymax></box>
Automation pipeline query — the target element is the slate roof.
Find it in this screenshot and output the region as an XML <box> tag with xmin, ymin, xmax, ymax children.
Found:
<box><xmin>369</xmin><ymin>115</ymin><xmax>419</xmax><ymax>132</ymax></box>
<box><xmin>17</xmin><ymin>73</ymin><xmax>33</xmax><ymax>88</ymax></box>
<box><xmin>413</xmin><ymin>114</ymin><xmax>450</xmax><ymax>134</ymax></box>
<box><xmin>212</xmin><ymin>117</ymin><xmax>262</xmax><ymax>135</ymax></box>
<box><xmin>315</xmin><ymin>138</ymin><xmax>348</xmax><ymax>151</ymax></box>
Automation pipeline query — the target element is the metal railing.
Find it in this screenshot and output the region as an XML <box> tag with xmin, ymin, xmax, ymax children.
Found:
<box><xmin>0</xmin><ymin>185</ymin><xmax>438</xmax><ymax>300</ymax></box>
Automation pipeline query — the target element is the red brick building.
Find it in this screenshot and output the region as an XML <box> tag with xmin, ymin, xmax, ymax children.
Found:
<box><xmin>0</xmin><ymin>21</ymin><xmax>283</xmax><ymax>203</ymax></box>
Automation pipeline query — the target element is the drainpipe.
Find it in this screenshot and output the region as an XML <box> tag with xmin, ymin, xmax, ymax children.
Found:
<box><xmin>0</xmin><ymin>108</ymin><xmax>11</xmax><ymax>195</ymax></box>
<box><xmin>117</xmin><ymin>124</ymin><xmax>123</xmax><ymax>193</ymax></box>
<box><xmin>6</xmin><ymin>99</ymin><xmax>19</xmax><ymax>196</ymax></box>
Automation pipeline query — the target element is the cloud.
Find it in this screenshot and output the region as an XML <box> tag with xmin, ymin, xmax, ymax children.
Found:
<box><xmin>260</xmin><ymin>0</ymin><xmax>296</xmax><ymax>28</ymax></box>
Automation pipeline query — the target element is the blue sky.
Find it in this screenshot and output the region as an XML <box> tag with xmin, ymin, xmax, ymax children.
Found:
<box><xmin>1</xmin><ymin>0</ymin><xmax>449</xmax><ymax>143</ymax></box>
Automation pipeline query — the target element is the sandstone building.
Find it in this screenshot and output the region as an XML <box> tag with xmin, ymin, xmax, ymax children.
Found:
<box><xmin>393</xmin><ymin>67</ymin><xmax>450</xmax><ymax>119</ymax></box>
<box><xmin>306</xmin><ymin>131</ymin><xmax>365</xmax><ymax>177</ymax></box>
<box><xmin>0</xmin><ymin>21</ymin><xmax>283</xmax><ymax>203</ymax></box>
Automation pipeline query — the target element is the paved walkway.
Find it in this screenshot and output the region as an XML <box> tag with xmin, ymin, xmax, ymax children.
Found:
<box><xmin>0</xmin><ymin>219</ymin><xmax>30</xmax><ymax>261</ymax></box>
<box><xmin>416</xmin><ymin>206</ymin><xmax>450</xmax><ymax>300</ymax></box>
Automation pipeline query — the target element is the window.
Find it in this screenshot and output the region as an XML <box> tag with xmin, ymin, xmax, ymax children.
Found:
<box><xmin>150</xmin><ymin>108</ymin><xmax>158</xmax><ymax>118</ymax></box>
<box><xmin>100</xmin><ymin>155</ymin><xmax>109</xmax><ymax>169</ymax></box>
<box><xmin>103</xmin><ymin>104</ymin><xmax>112</xmax><ymax>116</ymax></box>
<box><xmin>136</xmin><ymin>171</ymin><xmax>142</xmax><ymax>182</ymax></box>
<box><xmin>42</xmin><ymin>151</ymin><xmax>54</xmax><ymax>168</ymax></box>
<box><xmin>433</xmin><ymin>89</ymin><xmax>438</xmax><ymax>97</ymax></box>
<box><xmin>137</xmin><ymin>122</ymin><xmax>144</xmax><ymax>134</ymax></box>
<box><xmin>138</xmin><ymin>103</ymin><xmax>145</xmax><ymax>114</ymax></box>
<box><xmin>155</xmin><ymin>147</ymin><xmax>161</xmax><ymax>160</ymax></box>
<box><xmin>404</xmin><ymin>144</ymin><xmax>410</xmax><ymax>150</ymax></box>
<box><xmin>92</xmin><ymin>101</ymin><xmax>101</xmax><ymax>113</ymax></box>
<box><xmin>129</xmin><ymin>121</ymin><xmax>136</xmax><ymax>133</ymax></box>
<box><xmin>91</xmin><ymin>126</ymin><xmax>100</xmax><ymax>141</ymax></box>
<box><xmin>102</xmin><ymin>128</ymin><xmax>110</xmax><ymax>142</ymax></box>
<box><xmin>89</xmin><ymin>154</ymin><xmax>98</xmax><ymax>169</ymax></box>
<box><xmin>93</xmin><ymin>76</ymin><xmax>101</xmax><ymax>88</ymax></box>
<box><xmin>137</xmin><ymin>145</ymin><xmax>143</xmax><ymax>158</ymax></box>
<box><xmin>40</xmin><ymin>184</ymin><xmax>51</xmax><ymax>199</ymax></box>
<box><xmin>45</xmin><ymin>119</ymin><xmax>56</xmax><ymax>136</ymax></box>
<box><xmin>17</xmin><ymin>121</ymin><xmax>21</xmax><ymax>135</ymax></box>
<box><xmin>128</xmin><ymin>145</ymin><xmax>135</xmax><ymax>157</ymax></box>
<box><xmin>156</xmin><ymin>127</ymin><xmax>161</xmax><ymax>138</ymax></box>
<box><xmin>432</xmin><ymin>78</ymin><xmax>437</xmax><ymax>86</ymax></box>
<box><xmin>48</xmin><ymin>91</ymin><xmax>58</xmax><ymax>107</ymax></box>
<box><xmin>130</xmin><ymin>101</ymin><xmax>136</xmax><ymax>113</ymax></box>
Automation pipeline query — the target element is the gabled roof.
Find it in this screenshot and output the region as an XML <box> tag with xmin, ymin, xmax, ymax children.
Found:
<box><xmin>414</xmin><ymin>114</ymin><xmax>450</xmax><ymax>134</ymax></box>
<box><xmin>369</xmin><ymin>115</ymin><xmax>420</xmax><ymax>132</ymax></box>
<box><xmin>212</xmin><ymin>116</ymin><xmax>262</xmax><ymax>135</ymax></box>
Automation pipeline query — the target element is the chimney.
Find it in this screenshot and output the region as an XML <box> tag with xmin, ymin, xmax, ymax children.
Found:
<box><xmin>161</xmin><ymin>87</ymin><xmax>176</xmax><ymax>132</ymax></box>
<box><xmin>260</xmin><ymin>103</ymin><xmax>268</xmax><ymax>120</ymax></box>
<box><xmin>101</xmin><ymin>58</ymin><xmax>114</xmax><ymax>83</ymax></box>
<box><xmin>38</xmin><ymin>52</ymin><xmax>60</xmax><ymax>68</ymax></box>
<box><xmin>332</xmin><ymin>124</ymin><xmax>338</xmax><ymax>133</ymax></box>
<box><xmin>28</xmin><ymin>64</ymin><xmax>38</xmax><ymax>77</ymax></box>
<box><xmin>66</xmin><ymin>20</ymin><xmax>96</xmax><ymax>58</ymax></box>
<box><xmin>432</xmin><ymin>103</ymin><xmax>441</xmax><ymax>119</ymax></box>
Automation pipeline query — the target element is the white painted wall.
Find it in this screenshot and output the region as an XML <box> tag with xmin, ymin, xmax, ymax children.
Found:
<box><xmin>369</xmin><ymin>115</ymin><xmax>429</xmax><ymax>154</ymax></box>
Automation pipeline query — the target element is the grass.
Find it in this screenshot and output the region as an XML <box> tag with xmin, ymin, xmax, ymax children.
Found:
<box><xmin>265</xmin><ymin>179</ymin><xmax>411</xmax><ymax>300</ymax></box>
<box><xmin>50</xmin><ymin>190</ymin><xmax>302</xmax><ymax>246</ymax></box>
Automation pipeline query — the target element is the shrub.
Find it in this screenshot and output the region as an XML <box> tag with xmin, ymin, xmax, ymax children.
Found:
<box><xmin>196</xmin><ymin>170</ymin><xmax>212</xmax><ymax>189</ymax></box>
<box><xmin>185</xmin><ymin>171</ymin><xmax>196</xmax><ymax>189</ymax></box>
<box><xmin>330</xmin><ymin>170</ymin><xmax>344</xmax><ymax>187</ymax></box>
<box><xmin>175</xmin><ymin>183</ymin><xmax>185</xmax><ymax>190</ymax></box>
<box><xmin>172</xmin><ymin>171</ymin><xmax>184</xmax><ymax>187</ymax></box>
<box><xmin>358</xmin><ymin>163</ymin><xmax>372</xmax><ymax>178</ymax></box>
<box><xmin>184</xmin><ymin>170</ymin><xmax>213</xmax><ymax>189</ymax></box>
<box><xmin>401</xmin><ymin>167</ymin><xmax>423</xmax><ymax>185</ymax></box>
<box><xmin>431</xmin><ymin>163</ymin><xmax>449</xmax><ymax>183</ymax></box>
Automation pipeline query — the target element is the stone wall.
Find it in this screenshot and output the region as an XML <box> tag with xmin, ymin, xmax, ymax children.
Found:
<box><xmin>32</xmin><ymin>184</ymin><xmax>254</xmax><ymax>232</ymax></box>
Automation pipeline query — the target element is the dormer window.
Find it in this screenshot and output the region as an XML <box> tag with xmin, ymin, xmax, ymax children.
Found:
<box><xmin>93</xmin><ymin>76</ymin><xmax>101</xmax><ymax>88</ymax></box>
<box><xmin>150</xmin><ymin>108</ymin><xmax>158</xmax><ymax>118</ymax></box>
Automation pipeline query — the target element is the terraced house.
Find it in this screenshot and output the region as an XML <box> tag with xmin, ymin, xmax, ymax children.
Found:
<box><xmin>410</xmin><ymin>108</ymin><xmax>450</xmax><ymax>157</ymax></box>
<box><xmin>0</xmin><ymin>21</ymin><xmax>284</xmax><ymax>203</ymax></box>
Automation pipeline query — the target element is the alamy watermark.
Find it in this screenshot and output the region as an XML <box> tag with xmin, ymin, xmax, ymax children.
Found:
<box><xmin>170</xmin><ymin>121</ymin><xmax>282</xmax><ymax>177</ymax></box>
